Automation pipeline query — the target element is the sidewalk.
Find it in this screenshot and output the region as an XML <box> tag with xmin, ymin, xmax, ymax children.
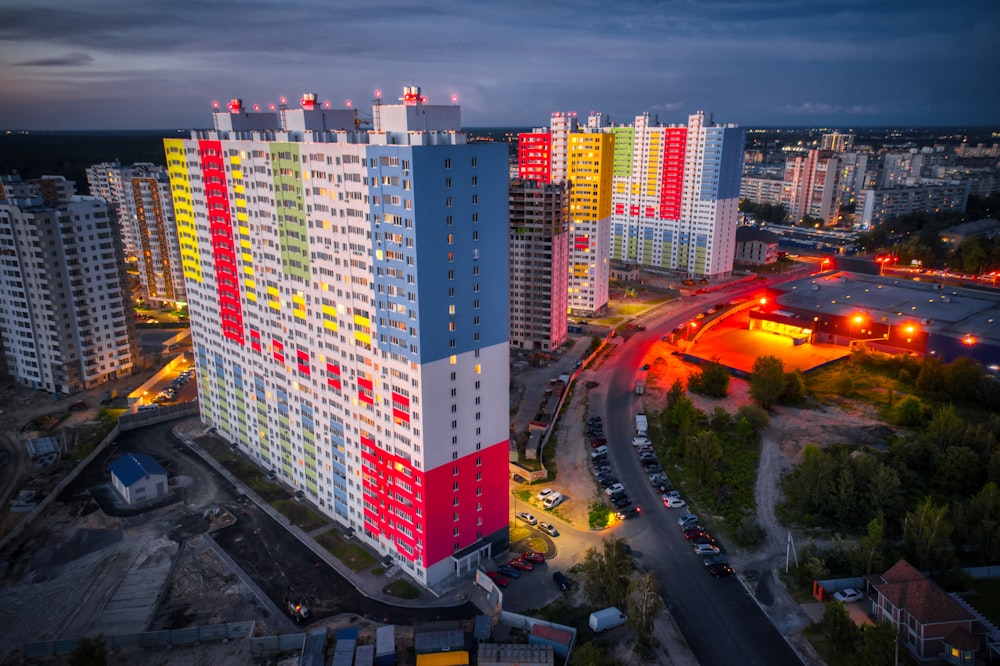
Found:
<box><xmin>171</xmin><ymin>418</ymin><xmax>482</xmax><ymax>612</ymax></box>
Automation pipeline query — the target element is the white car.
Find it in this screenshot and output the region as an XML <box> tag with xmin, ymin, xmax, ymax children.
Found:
<box><xmin>517</xmin><ymin>512</ymin><xmax>537</xmax><ymax>526</ymax></box>
<box><xmin>591</xmin><ymin>446</ymin><xmax>608</xmax><ymax>458</ymax></box>
<box><xmin>604</xmin><ymin>483</ymin><xmax>625</xmax><ymax>496</ymax></box>
<box><xmin>662</xmin><ymin>495</ymin><xmax>686</xmax><ymax>508</ymax></box>
<box><xmin>543</xmin><ymin>492</ymin><xmax>564</xmax><ymax>509</ymax></box>
<box><xmin>677</xmin><ymin>513</ymin><xmax>699</xmax><ymax>527</ymax></box>
<box><xmin>535</xmin><ymin>488</ymin><xmax>553</xmax><ymax>502</ymax></box>
<box><xmin>694</xmin><ymin>544</ymin><xmax>721</xmax><ymax>556</ymax></box>
<box><xmin>833</xmin><ymin>588</ymin><xmax>864</xmax><ymax>603</ymax></box>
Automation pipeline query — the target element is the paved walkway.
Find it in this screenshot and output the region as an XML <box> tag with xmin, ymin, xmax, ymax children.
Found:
<box><xmin>172</xmin><ymin>419</ymin><xmax>481</xmax><ymax>612</ymax></box>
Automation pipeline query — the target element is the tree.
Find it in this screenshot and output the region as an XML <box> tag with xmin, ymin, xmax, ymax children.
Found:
<box><xmin>780</xmin><ymin>370</ymin><xmax>805</xmax><ymax>404</ymax></box>
<box><xmin>852</xmin><ymin>517</ymin><xmax>887</xmax><ymax>574</ymax></box>
<box><xmin>924</xmin><ymin>405</ymin><xmax>965</xmax><ymax>450</ymax></box>
<box><xmin>569</xmin><ymin>642</ymin><xmax>620</xmax><ymax>666</ymax></box>
<box><xmin>735</xmin><ymin>405</ymin><xmax>770</xmax><ymax>435</ymax></box>
<box><xmin>750</xmin><ymin>355</ymin><xmax>786</xmax><ymax>409</ymax></box>
<box><xmin>867</xmin><ymin>463</ymin><xmax>902</xmax><ymax>523</ymax></box>
<box><xmin>967</xmin><ymin>482</ymin><xmax>1000</xmax><ymax>564</ymax></box>
<box><xmin>627</xmin><ymin>572</ymin><xmax>663</xmax><ymax>649</ymax></box>
<box><xmin>581</xmin><ymin>538</ymin><xmax>634</xmax><ymax>609</ymax></box>
<box><xmin>685</xmin><ymin>431</ymin><xmax>722</xmax><ymax>486</ymax></box>
<box><xmin>933</xmin><ymin>446</ymin><xmax>982</xmax><ymax>492</ymax></box>
<box><xmin>904</xmin><ymin>496</ymin><xmax>953</xmax><ymax>571</ymax></box>
<box><xmin>857</xmin><ymin>622</ymin><xmax>896</xmax><ymax>666</ymax></box>
<box><xmin>821</xmin><ymin>601</ymin><xmax>861</xmax><ymax>654</ymax></box>
<box><xmin>892</xmin><ymin>395</ymin><xmax>926</xmax><ymax>427</ymax></box>
<box><xmin>69</xmin><ymin>636</ymin><xmax>107</xmax><ymax>666</ymax></box>
<box><xmin>689</xmin><ymin>362</ymin><xmax>730</xmax><ymax>398</ymax></box>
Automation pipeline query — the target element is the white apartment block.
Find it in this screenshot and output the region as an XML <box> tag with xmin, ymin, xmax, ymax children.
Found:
<box><xmin>0</xmin><ymin>175</ymin><xmax>134</xmax><ymax>393</ymax></box>
<box><xmin>87</xmin><ymin>162</ymin><xmax>186</xmax><ymax>306</ymax></box>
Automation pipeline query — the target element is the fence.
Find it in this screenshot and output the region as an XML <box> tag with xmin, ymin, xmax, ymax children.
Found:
<box><xmin>23</xmin><ymin>621</ymin><xmax>255</xmax><ymax>658</ymax></box>
<box><xmin>119</xmin><ymin>400</ymin><xmax>200</xmax><ymax>431</ymax></box>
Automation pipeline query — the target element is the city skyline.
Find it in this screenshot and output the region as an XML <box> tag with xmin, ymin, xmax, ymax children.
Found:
<box><xmin>2</xmin><ymin>0</ymin><xmax>998</xmax><ymax>131</ymax></box>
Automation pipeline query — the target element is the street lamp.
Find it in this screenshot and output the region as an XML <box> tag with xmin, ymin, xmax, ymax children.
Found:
<box><xmin>963</xmin><ymin>334</ymin><xmax>976</xmax><ymax>346</ymax></box>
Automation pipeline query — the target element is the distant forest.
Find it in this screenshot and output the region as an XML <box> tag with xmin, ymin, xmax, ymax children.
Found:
<box><xmin>0</xmin><ymin>132</ymin><xmax>179</xmax><ymax>190</ymax></box>
<box><xmin>0</xmin><ymin>128</ymin><xmax>525</xmax><ymax>192</ymax></box>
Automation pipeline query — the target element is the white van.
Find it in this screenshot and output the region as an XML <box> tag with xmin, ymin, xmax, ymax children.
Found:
<box><xmin>631</xmin><ymin>437</ymin><xmax>650</xmax><ymax>448</ymax></box>
<box><xmin>591</xmin><ymin>446</ymin><xmax>608</xmax><ymax>458</ymax></box>
<box><xmin>543</xmin><ymin>492</ymin><xmax>564</xmax><ymax>509</ymax></box>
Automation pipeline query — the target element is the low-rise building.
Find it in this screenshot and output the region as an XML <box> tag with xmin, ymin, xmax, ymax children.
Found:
<box><xmin>734</xmin><ymin>226</ymin><xmax>779</xmax><ymax>265</ymax></box>
<box><xmin>110</xmin><ymin>452</ymin><xmax>168</xmax><ymax>505</ymax></box>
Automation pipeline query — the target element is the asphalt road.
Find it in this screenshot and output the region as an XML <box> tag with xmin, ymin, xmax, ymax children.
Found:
<box><xmin>600</xmin><ymin>294</ymin><xmax>803</xmax><ymax>666</ymax></box>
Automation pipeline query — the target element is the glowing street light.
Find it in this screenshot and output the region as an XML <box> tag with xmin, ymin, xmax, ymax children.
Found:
<box><xmin>963</xmin><ymin>334</ymin><xmax>976</xmax><ymax>346</ymax></box>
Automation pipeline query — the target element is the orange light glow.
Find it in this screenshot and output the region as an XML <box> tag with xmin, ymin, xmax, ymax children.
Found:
<box><xmin>853</xmin><ymin>315</ymin><xmax>863</xmax><ymax>324</ymax></box>
<box><xmin>963</xmin><ymin>335</ymin><xmax>976</xmax><ymax>346</ymax></box>
<box><xmin>905</xmin><ymin>325</ymin><xmax>915</xmax><ymax>334</ymax></box>
<box><xmin>759</xmin><ymin>297</ymin><xmax>767</xmax><ymax>306</ymax></box>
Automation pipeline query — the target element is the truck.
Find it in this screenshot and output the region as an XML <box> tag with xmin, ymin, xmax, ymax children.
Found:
<box><xmin>635</xmin><ymin>414</ymin><xmax>648</xmax><ymax>437</ymax></box>
<box><xmin>634</xmin><ymin>380</ymin><xmax>645</xmax><ymax>395</ymax></box>
<box><xmin>589</xmin><ymin>606</ymin><xmax>628</xmax><ymax>633</ymax></box>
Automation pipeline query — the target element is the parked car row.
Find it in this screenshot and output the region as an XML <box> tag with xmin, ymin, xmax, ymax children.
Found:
<box><xmin>677</xmin><ymin>513</ymin><xmax>728</xmax><ymax>562</ymax></box>
<box><xmin>154</xmin><ymin>368</ymin><xmax>195</xmax><ymax>403</ymax></box>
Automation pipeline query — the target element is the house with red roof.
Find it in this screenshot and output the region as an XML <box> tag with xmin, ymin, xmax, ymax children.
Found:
<box><xmin>865</xmin><ymin>560</ymin><xmax>982</xmax><ymax>664</ymax></box>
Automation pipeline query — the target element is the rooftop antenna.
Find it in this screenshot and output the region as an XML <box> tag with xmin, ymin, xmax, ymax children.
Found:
<box><xmin>373</xmin><ymin>89</ymin><xmax>383</xmax><ymax>132</ymax></box>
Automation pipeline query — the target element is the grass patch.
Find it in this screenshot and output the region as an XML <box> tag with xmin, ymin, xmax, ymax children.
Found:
<box><xmin>271</xmin><ymin>499</ymin><xmax>328</xmax><ymax>531</ymax></box>
<box><xmin>966</xmin><ymin>579</ymin><xmax>1000</xmax><ymax>626</ymax></box>
<box><xmin>383</xmin><ymin>579</ymin><xmax>421</xmax><ymax>599</ymax></box>
<box><xmin>525</xmin><ymin>537</ymin><xmax>549</xmax><ymax>553</ymax></box>
<box><xmin>513</xmin><ymin>489</ymin><xmax>533</xmax><ymax>502</ymax></box>
<box><xmin>315</xmin><ymin>530</ymin><xmax>378</xmax><ymax>572</ymax></box>
<box><xmin>588</xmin><ymin>503</ymin><xmax>613</xmax><ymax>529</ymax></box>
<box><xmin>509</xmin><ymin>525</ymin><xmax>531</xmax><ymax>542</ymax></box>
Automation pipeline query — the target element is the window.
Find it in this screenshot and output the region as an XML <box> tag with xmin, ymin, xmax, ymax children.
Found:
<box><xmin>471</xmin><ymin>157</ymin><xmax>478</xmax><ymax>167</ymax></box>
<box><xmin>445</xmin><ymin>159</ymin><xmax>452</xmax><ymax>169</ymax></box>
<box><xmin>445</xmin><ymin>178</ymin><xmax>452</xmax><ymax>188</ymax></box>
<box><xmin>472</xmin><ymin>195</ymin><xmax>478</xmax><ymax>205</ymax></box>
<box><xmin>446</xmin><ymin>197</ymin><xmax>453</xmax><ymax>207</ymax></box>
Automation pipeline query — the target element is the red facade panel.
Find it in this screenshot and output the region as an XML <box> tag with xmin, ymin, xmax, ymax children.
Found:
<box><xmin>356</xmin><ymin>438</ymin><xmax>508</xmax><ymax>568</ymax></box>
<box><xmin>517</xmin><ymin>133</ymin><xmax>552</xmax><ymax>184</ymax></box>
<box><xmin>659</xmin><ymin>128</ymin><xmax>687</xmax><ymax>220</ymax></box>
<box><xmin>198</xmin><ymin>140</ymin><xmax>244</xmax><ymax>344</ymax></box>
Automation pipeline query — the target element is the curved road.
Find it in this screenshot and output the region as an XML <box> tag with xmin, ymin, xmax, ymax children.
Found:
<box><xmin>599</xmin><ymin>290</ymin><xmax>803</xmax><ymax>665</ymax></box>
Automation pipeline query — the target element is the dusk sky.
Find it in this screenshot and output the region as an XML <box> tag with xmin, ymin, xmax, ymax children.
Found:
<box><xmin>1</xmin><ymin>0</ymin><xmax>998</xmax><ymax>131</ymax></box>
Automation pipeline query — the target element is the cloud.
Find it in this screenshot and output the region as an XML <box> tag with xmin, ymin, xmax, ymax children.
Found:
<box><xmin>783</xmin><ymin>102</ymin><xmax>881</xmax><ymax>115</ymax></box>
<box><xmin>14</xmin><ymin>52</ymin><xmax>93</xmax><ymax>67</ymax></box>
<box><xmin>651</xmin><ymin>102</ymin><xmax>684</xmax><ymax>112</ymax></box>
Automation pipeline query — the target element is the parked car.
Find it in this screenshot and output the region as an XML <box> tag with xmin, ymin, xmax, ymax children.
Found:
<box><xmin>553</xmin><ymin>571</ymin><xmax>570</xmax><ymax>591</ymax></box>
<box><xmin>677</xmin><ymin>513</ymin><xmax>699</xmax><ymax>527</ymax></box>
<box><xmin>535</xmin><ymin>488</ymin><xmax>553</xmax><ymax>502</ymax></box>
<box><xmin>833</xmin><ymin>588</ymin><xmax>864</xmax><ymax>603</ymax></box>
<box><xmin>591</xmin><ymin>446</ymin><xmax>608</xmax><ymax>458</ymax></box>
<box><xmin>604</xmin><ymin>483</ymin><xmax>625</xmax><ymax>496</ymax></box>
<box><xmin>598</xmin><ymin>476</ymin><xmax>618</xmax><ymax>488</ymax></box>
<box><xmin>608</xmin><ymin>490</ymin><xmax>628</xmax><ymax>502</ymax></box>
<box><xmin>497</xmin><ymin>565</ymin><xmax>520</xmax><ymax>578</ymax></box>
<box><xmin>683</xmin><ymin>528</ymin><xmax>709</xmax><ymax>540</ymax></box>
<box><xmin>616</xmin><ymin>506</ymin><xmax>641</xmax><ymax>520</ymax></box>
<box><xmin>542</xmin><ymin>492</ymin><xmax>564</xmax><ymax>509</ymax></box>
<box><xmin>517</xmin><ymin>512</ymin><xmax>537</xmax><ymax>526</ymax></box>
<box><xmin>485</xmin><ymin>570</ymin><xmax>509</xmax><ymax>587</ymax></box>
<box><xmin>538</xmin><ymin>522</ymin><xmax>560</xmax><ymax>537</ymax></box>
<box><xmin>522</xmin><ymin>551</ymin><xmax>546</xmax><ymax>565</ymax></box>
<box><xmin>703</xmin><ymin>554</ymin><xmax>729</xmax><ymax>567</ymax></box>
<box><xmin>707</xmin><ymin>563</ymin><xmax>735</xmax><ymax>577</ymax></box>
<box><xmin>662</xmin><ymin>495</ymin><xmax>686</xmax><ymax>508</ymax></box>
<box><xmin>612</xmin><ymin>496</ymin><xmax>632</xmax><ymax>509</ymax></box>
<box><xmin>694</xmin><ymin>544</ymin><xmax>721</xmax><ymax>556</ymax></box>
<box><xmin>691</xmin><ymin>535</ymin><xmax>718</xmax><ymax>546</ymax></box>
<box><xmin>593</xmin><ymin>466</ymin><xmax>612</xmax><ymax>477</ymax></box>
<box><xmin>590</xmin><ymin>437</ymin><xmax>608</xmax><ymax>447</ymax></box>
<box><xmin>509</xmin><ymin>557</ymin><xmax>533</xmax><ymax>571</ymax></box>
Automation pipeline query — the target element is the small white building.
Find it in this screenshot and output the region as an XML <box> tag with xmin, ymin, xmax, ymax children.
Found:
<box><xmin>110</xmin><ymin>453</ymin><xmax>168</xmax><ymax>505</ymax></box>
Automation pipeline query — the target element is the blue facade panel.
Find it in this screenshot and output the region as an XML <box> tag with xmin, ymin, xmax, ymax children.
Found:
<box><xmin>406</xmin><ymin>142</ymin><xmax>508</xmax><ymax>364</ymax></box>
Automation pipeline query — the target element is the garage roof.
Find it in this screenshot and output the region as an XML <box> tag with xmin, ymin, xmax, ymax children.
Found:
<box><xmin>110</xmin><ymin>452</ymin><xmax>167</xmax><ymax>487</ymax></box>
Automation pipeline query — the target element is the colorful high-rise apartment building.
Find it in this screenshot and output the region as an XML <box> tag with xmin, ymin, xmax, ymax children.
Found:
<box><xmin>518</xmin><ymin>113</ymin><xmax>612</xmax><ymax>316</ymax></box>
<box><xmin>0</xmin><ymin>175</ymin><xmax>134</xmax><ymax>393</ymax></box>
<box><xmin>521</xmin><ymin>109</ymin><xmax>746</xmax><ymax>288</ymax></box>
<box><xmin>165</xmin><ymin>89</ymin><xmax>510</xmax><ymax>588</ymax></box>
<box><xmin>87</xmin><ymin>162</ymin><xmax>186</xmax><ymax>307</ymax></box>
<box><xmin>608</xmin><ymin>112</ymin><xmax>745</xmax><ymax>279</ymax></box>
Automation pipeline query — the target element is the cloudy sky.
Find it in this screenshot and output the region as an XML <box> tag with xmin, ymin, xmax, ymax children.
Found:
<box><xmin>1</xmin><ymin>0</ymin><xmax>998</xmax><ymax>130</ymax></box>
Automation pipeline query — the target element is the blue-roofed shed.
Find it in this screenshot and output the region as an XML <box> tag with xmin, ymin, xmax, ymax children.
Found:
<box><xmin>110</xmin><ymin>452</ymin><xmax>168</xmax><ymax>505</ymax></box>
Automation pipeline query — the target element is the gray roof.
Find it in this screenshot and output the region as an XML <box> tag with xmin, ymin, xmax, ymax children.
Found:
<box><xmin>736</xmin><ymin>226</ymin><xmax>780</xmax><ymax>244</ymax></box>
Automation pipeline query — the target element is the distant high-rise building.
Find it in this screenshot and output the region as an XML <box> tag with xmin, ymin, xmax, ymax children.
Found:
<box><xmin>607</xmin><ymin>111</ymin><xmax>745</xmax><ymax>279</ymax></box>
<box><xmin>0</xmin><ymin>175</ymin><xmax>134</xmax><ymax>393</ymax></box>
<box><xmin>821</xmin><ymin>132</ymin><xmax>855</xmax><ymax>152</ymax></box>
<box><xmin>509</xmin><ymin>179</ymin><xmax>569</xmax><ymax>351</ymax></box>
<box><xmin>857</xmin><ymin>179</ymin><xmax>970</xmax><ymax>230</ymax></box>
<box><xmin>781</xmin><ymin>149</ymin><xmax>841</xmax><ymax>225</ymax></box>
<box><xmin>165</xmin><ymin>89</ymin><xmax>510</xmax><ymax>588</ymax></box>
<box><xmin>87</xmin><ymin>162</ymin><xmax>185</xmax><ymax>307</ymax></box>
